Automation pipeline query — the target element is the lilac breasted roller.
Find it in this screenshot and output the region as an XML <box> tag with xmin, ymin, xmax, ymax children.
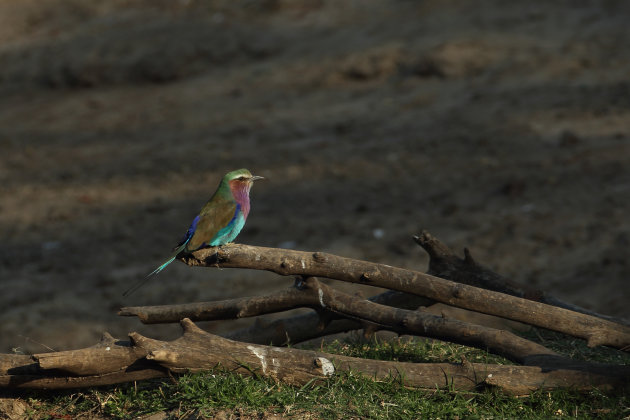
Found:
<box><xmin>123</xmin><ymin>168</ymin><xmax>263</xmax><ymax>296</ymax></box>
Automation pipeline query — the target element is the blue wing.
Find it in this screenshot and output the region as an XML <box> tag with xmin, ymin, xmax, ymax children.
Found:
<box><xmin>175</xmin><ymin>214</ymin><xmax>200</xmax><ymax>249</ymax></box>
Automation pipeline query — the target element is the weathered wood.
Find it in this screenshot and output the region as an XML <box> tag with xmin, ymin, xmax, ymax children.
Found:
<box><xmin>122</xmin><ymin>277</ymin><xmax>558</xmax><ymax>364</ymax></box>
<box><xmin>181</xmin><ymin>243</ymin><xmax>630</xmax><ymax>349</ymax></box>
<box><xmin>132</xmin><ymin>319</ymin><xmax>630</xmax><ymax>395</ymax></box>
<box><xmin>0</xmin><ymin>369</ymin><xmax>167</xmax><ymax>390</ymax></box>
<box><xmin>142</xmin><ymin>231</ymin><xmax>624</xmax><ymax>347</ymax></box>
<box><xmin>308</xmin><ymin>277</ymin><xmax>558</xmax><ymax>365</ymax></box>
<box><xmin>223</xmin><ymin>289</ymin><xmax>430</xmax><ymax>346</ymax></box>
<box><xmin>1</xmin><ymin>319</ymin><xmax>628</xmax><ymax>394</ymax></box>
<box><xmin>119</xmin><ymin>287</ymin><xmax>324</xmax><ymax>324</ymax></box>
<box><xmin>120</xmin><ymin>286</ymin><xmax>430</xmax><ymax>347</ymax></box>
<box><xmin>34</xmin><ymin>333</ymin><xmax>146</xmax><ymax>376</ymax></box>
<box><xmin>120</xmin><ymin>287</ymin><xmax>430</xmax><ymax>325</ymax></box>
<box><xmin>0</xmin><ymin>334</ymin><xmax>167</xmax><ymax>390</ymax></box>
<box><xmin>414</xmin><ymin>231</ymin><xmax>630</xmax><ymax>326</ymax></box>
<box><xmin>130</xmin><ymin>319</ymin><xmax>336</xmax><ymax>385</ymax></box>
<box><xmin>0</xmin><ymin>354</ymin><xmax>35</xmax><ymax>375</ymax></box>
<box><xmin>416</xmin><ymin>231</ymin><xmax>543</xmax><ymax>299</ymax></box>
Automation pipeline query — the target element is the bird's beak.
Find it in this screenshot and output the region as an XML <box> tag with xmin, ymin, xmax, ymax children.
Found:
<box><xmin>250</xmin><ymin>175</ymin><xmax>265</xmax><ymax>181</ymax></box>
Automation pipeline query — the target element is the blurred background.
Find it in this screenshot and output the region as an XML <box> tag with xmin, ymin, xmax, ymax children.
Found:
<box><xmin>0</xmin><ymin>0</ymin><xmax>629</xmax><ymax>353</ymax></box>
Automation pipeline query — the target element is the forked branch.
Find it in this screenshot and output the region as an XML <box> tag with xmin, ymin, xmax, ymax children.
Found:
<box><xmin>414</xmin><ymin>230</ymin><xmax>629</xmax><ymax>326</ymax></box>
<box><xmin>179</xmin><ymin>243</ymin><xmax>630</xmax><ymax>349</ymax></box>
<box><xmin>121</xmin><ymin>277</ymin><xmax>557</xmax><ymax>365</ymax></box>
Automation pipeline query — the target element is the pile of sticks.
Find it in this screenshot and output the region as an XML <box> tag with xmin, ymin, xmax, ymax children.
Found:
<box><xmin>1</xmin><ymin>231</ymin><xmax>628</xmax><ymax>395</ymax></box>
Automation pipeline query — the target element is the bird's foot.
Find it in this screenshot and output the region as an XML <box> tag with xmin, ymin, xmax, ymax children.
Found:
<box><xmin>214</xmin><ymin>247</ymin><xmax>221</xmax><ymax>269</ymax></box>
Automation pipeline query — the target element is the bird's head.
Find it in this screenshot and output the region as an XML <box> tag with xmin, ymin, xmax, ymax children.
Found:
<box><xmin>225</xmin><ymin>168</ymin><xmax>264</xmax><ymax>184</ymax></box>
<box><xmin>224</xmin><ymin>169</ymin><xmax>264</xmax><ymax>197</ymax></box>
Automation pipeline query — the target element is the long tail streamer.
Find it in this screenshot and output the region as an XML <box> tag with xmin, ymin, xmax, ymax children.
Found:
<box><xmin>122</xmin><ymin>243</ymin><xmax>187</xmax><ymax>297</ymax></box>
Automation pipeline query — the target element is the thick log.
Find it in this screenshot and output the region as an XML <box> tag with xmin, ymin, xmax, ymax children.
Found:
<box><xmin>33</xmin><ymin>333</ymin><xmax>147</xmax><ymax>376</ymax></box>
<box><xmin>1</xmin><ymin>319</ymin><xmax>628</xmax><ymax>394</ymax></box>
<box><xmin>132</xmin><ymin>319</ymin><xmax>630</xmax><ymax>395</ymax></box>
<box><xmin>0</xmin><ymin>334</ymin><xmax>166</xmax><ymax>389</ymax></box>
<box><xmin>180</xmin><ymin>243</ymin><xmax>630</xmax><ymax>349</ymax></box>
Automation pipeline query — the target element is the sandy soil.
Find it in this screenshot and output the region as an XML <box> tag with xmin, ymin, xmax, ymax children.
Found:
<box><xmin>0</xmin><ymin>0</ymin><xmax>628</xmax><ymax>353</ymax></box>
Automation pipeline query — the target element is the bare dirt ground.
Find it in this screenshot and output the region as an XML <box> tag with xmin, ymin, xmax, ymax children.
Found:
<box><xmin>0</xmin><ymin>0</ymin><xmax>628</xmax><ymax>354</ymax></box>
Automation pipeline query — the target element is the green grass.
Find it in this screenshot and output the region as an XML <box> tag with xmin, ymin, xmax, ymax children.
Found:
<box><xmin>5</xmin><ymin>332</ymin><xmax>630</xmax><ymax>419</ymax></box>
<box><xmin>320</xmin><ymin>333</ymin><xmax>512</xmax><ymax>365</ymax></box>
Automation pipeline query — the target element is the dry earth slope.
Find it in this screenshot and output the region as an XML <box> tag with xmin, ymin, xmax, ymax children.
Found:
<box><xmin>0</xmin><ymin>0</ymin><xmax>628</xmax><ymax>352</ymax></box>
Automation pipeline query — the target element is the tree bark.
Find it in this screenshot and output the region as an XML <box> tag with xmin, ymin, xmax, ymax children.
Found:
<box><xmin>414</xmin><ymin>231</ymin><xmax>630</xmax><ymax>326</ymax></box>
<box><xmin>0</xmin><ymin>333</ymin><xmax>167</xmax><ymax>389</ymax></box>
<box><xmin>119</xmin><ymin>288</ymin><xmax>430</xmax><ymax>325</ymax></box>
<box><xmin>122</xmin><ymin>277</ymin><xmax>558</xmax><ymax>364</ymax></box>
<box><xmin>1</xmin><ymin>319</ymin><xmax>628</xmax><ymax>395</ymax></box>
<box><xmin>120</xmin><ymin>286</ymin><xmax>430</xmax><ymax>346</ymax></box>
<box><xmin>179</xmin><ymin>243</ymin><xmax>630</xmax><ymax>349</ymax></box>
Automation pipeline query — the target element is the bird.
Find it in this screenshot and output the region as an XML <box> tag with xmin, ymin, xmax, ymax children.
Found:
<box><xmin>123</xmin><ymin>168</ymin><xmax>263</xmax><ymax>296</ymax></box>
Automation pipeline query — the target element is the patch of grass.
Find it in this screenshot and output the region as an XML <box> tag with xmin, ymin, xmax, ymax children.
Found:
<box><xmin>522</xmin><ymin>328</ymin><xmax>630</xmax><ymax>364</ymax></box>
<box><xmin>4</xmin><ymin>334</ymin><xmax>629</xmax><ymax>419</ymax></box>
<box><xmin>317</xmin><ymin>334</ymin><xmax>512</xmax><ymax>365</ymax></box>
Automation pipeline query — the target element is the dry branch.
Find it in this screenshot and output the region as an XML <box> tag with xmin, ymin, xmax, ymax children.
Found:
<box><xmin>414</xmin><ymin>231</ymin><xmax>630</xmax><ymax>326</ymax></box>
<box><xmin>218</xmin><ymin>232</ymin><xmax>629</xmax><ymax>346</ymax></box>
<box><xmin>171</xmin><ymin>231</ymin><xmax>627</xmax><ymax>347</ymax></box>
<box><xmin>180</xmin><ymin>243</ymin><xmax>630</xmax><ymax>349</ymax></box>
<box><xmin>121</xmin><ymin>287</ymin><xmax>315</xmax><ymax>324</ymax></box>
<box><xmin>120</xmin><ymin>288</ymin><xmax>430</xmax><ymax>325</ymax></box>
<box><xmin>120</xmin><ymin>286</ymin><xmax>429</xmax><ymax>346</ymax></box>
<box><xmin>2</xmin><ymin>319</ymin><xmax>628</xmax><ymax>395</ymax></box>
<box><xmin>221</xmin><ymin>292</ymin><xmax>431</xmax><ymax>346</ymax></box>
<box><xmin>0</xmin><ymin>333</ymin><xmax>166</xmax><ymax>389</ymax></box>
<box><xmin>122</xmin><ymin>277</ymin><xmax>557</xmax><ymax>364</ymax></box>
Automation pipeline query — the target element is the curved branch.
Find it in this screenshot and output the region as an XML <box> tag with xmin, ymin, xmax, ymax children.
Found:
<box><xmin>301</xmin><ymin>277</ymin><xmax>557</xmax><ymax>365</ymax></box>
<box><xmin>122</xmin><ymin>277</ymin><xmax>558</xmax><ymax>364</ymax></box>
<box><xmin>120</xmin><ymin>285</ymin><xmax>430</xmax><ymax>346</ymax></box>
<box><xmin>120</xmin><ymin>286</ymin><xmax>316</xmax><ymax>324</ymax></box>
<box><xmin>179</xmin><ymin>243</ymin><xmax>630</xmax><ymax>349</ymax></box>
<box><xmin>120</xmin><ymin>285</ymin><xmax>431</xmax><ymax>325</ymax></box>
<box><xmin>121</xmin><ymin>287</ymin><xmax>431</xmax><ymax>346</ymax></box>
<box><xmin>414</xmin><ymin>231</ymin><xmax>630</xmax><ymax>326</ymax></box>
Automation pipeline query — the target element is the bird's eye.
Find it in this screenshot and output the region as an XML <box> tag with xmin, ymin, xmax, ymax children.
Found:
<box><xmin>237</xmin><ymin>176</ymin><xmax>246</xmax><ymax>181</ymax></box>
